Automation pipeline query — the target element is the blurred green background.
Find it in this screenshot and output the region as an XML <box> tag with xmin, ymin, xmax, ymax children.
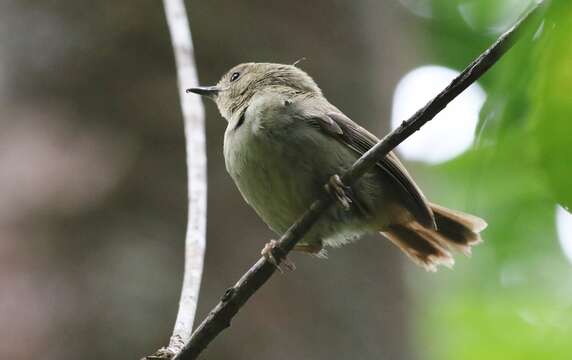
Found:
<box><xmin>0</xmin><ymin>1</ymin><xmax>570</xmax><ymax>359</ymax></box>
<box><xmin>413</xmin><ymin>1</ymin><xmax>572</xmax><ymax>359</ymax></box>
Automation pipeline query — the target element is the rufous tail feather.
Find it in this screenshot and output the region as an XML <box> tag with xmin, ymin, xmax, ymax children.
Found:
<box><xmin>381</xmin><ymin>203</ymin><xmax>487</xmax><ymax>272</ymax></box>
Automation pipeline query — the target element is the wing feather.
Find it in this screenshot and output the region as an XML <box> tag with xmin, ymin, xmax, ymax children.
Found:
<box><xmin>303</xmin><ymin>107</ymin><xmax>435</xmax><ymax>228</ymax></box>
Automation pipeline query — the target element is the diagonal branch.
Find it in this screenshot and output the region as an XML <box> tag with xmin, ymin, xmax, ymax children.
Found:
<box><xmin>143</xmin><ymin>0</ymin><xmax>207</xmax><ymax>359</ymax></box>
<box><xmin>173</xmin><ymin>3</ymin><xmax>545</xmax><ymax>360</ymax></box>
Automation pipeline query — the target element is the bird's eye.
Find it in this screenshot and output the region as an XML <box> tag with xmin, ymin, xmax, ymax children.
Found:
<box><xmin>230</xmin><ymin>72</ymin><xmax>240</xmax><ymax>82</ymax></box>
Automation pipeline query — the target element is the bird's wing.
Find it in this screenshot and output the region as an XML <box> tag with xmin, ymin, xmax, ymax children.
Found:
<box><xmin>298</xmin><ymin>102</ymin><xmax>435</xmax><ymax>228</ymax></box>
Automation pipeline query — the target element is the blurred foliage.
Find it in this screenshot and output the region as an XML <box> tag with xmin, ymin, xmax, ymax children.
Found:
<box><xmin>532</xmin><ymin>1</ymin><xmax>572</xmax><ymax>212</ymax></box>
<box><xmin>410</xmin><ymin>1</ymin><xmax>572</xmax><ymax>359</ymax></box>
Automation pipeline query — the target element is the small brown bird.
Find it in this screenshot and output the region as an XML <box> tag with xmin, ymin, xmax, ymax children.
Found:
<box><xmin>189</xmin><ymin>62</ymin><xmax>487</xmax><ymax>271</ymax></box>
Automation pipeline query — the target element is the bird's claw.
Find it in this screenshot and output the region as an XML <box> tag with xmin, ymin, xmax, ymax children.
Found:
<box><xmin>261</xmin><ymin>239</ymin><xmax>296</xmax><ymax>273</ymax></box>
<box><xmin>326</xmin><ymin>174</ymin><xmax>352</xmax><ymax>211</ymax></box>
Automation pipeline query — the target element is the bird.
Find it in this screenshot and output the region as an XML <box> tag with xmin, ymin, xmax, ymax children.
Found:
<box><xmin>188</xmin><ymin>62</ymin><xmax>487</xmax><ymax>272</ymax></box>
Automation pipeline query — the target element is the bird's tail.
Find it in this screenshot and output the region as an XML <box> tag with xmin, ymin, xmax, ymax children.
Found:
<box><xmin>380</xmin><ymin>203</ymin><xmax>487</xmax><ymax>272</ymax></box>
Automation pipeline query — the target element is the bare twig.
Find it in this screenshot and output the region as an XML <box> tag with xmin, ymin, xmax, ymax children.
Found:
<box><xmin>172</xmin><ymin>3</ymin><xmax>545</xmax><ymax>359</ymax></box>
<box><xmin>143</xmin><ymin>1</ymin><xmax>207</xmax><ymax>359</ymax></box>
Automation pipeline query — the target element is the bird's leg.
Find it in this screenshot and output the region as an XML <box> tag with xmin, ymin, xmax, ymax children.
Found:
<box><xmin>293</xmin><ymin>242</ymin><xmax>323</xmax><ymax>254</ymax></box>
<box><xmin>261</xmin><ymin>239</ymin><xmax>296</xmax><ymax>273</ymax></box>
<box><xmin>294</xmin><ymin>242</ymin><xmax>328</xmax><ymax>258</ymax></box>
<box><xmin>326</xmin><ymin>174</ymin><xmax>353</xmax><ymax>211</ymax></box>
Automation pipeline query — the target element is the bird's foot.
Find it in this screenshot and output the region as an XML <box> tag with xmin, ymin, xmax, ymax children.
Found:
<box><xmin>326</xmin><ymin>174</ymin><xmax>352</xmax><ymax>211</ymax></box>
<box><xmin>261</xmin><ymin>239</ymin><xmax>296</xmax><ymax>273</ymax></box>
<box><xmin>294</xmin><ymin>243</ymin><xmax>327</xmax><ymax>258</ymax></box>
<box><xmin>294</xmin><ymin>242</ymin><xmax>323</xmax><ymax>254</ymax></box>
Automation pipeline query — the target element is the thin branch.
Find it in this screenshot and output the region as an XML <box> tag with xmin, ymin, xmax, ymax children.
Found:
<box><xmin>174</xmin><ymin>3</ymin><xmax>545</xmax><ymax>360</ymax></box>
<box><xmin>144</xmin><ymin>0</ymin><xmax>207</xmax><ymax>359</ymax></box>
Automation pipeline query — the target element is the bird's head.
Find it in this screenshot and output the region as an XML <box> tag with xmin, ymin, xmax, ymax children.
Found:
<box><xmin>187</xmin><ymin>62</ymin><xmax>321</xmax><ymax>121</ymax></box>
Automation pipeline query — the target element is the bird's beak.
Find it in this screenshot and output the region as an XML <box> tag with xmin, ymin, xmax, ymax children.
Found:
<box><xmin>186</xmin><ymin>85</ymin><xmax>220</xmax><ymax>98</ymax></box>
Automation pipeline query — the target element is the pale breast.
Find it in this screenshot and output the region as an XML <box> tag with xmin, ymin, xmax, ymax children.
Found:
<box><xmin>222</xmin><ymin>92</ymin><xmax>375</xmax><ymax>244</ymax></box>
<box><xmin>224</xmin><ymin>117</ymin><xmax>321</xmax><ymax>234</ymax></box>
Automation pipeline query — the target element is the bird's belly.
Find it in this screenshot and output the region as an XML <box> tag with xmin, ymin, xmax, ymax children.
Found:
<box><xmin>226</xmin><ymin>132</ymin><xmax>322</xmax><ymax>234</ymax></box>
<box><xmin>224</xmin><ymin>124</ymin><xmax>374</xmax><ymax>246</ymax></box>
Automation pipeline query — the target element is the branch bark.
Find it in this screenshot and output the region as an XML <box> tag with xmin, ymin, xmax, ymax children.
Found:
<box><xmin>172</xmin><ymin>3</ymin><xmax>543</xmax><ymax>360</ymax></box>
<box><xmin>143</xmin><ymin>0</ymin><xmax>207</xmax><ymax>359</ymax></box>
